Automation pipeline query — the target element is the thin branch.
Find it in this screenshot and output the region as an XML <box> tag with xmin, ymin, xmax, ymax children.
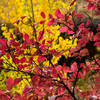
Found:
<box><xmin>30</xmin><ymin>0</ymin><xmax>35</xmax><ymax>22</ymax></box>
<box><xmin>0</xmin><ymin>65</ymin><xmax>61</xmax><ymax>83</ymax></box>
<box><xmin>3</xmin><ymin>56</ymin><xmax>17</xmax><ymax>69</ymax></box>
<box><xmin>30</xmin><ymin>0</ymin><xmax>37</xmax><ymax>41</ymax></box>
<box><xmin>72</xmin><ymin>66</ymin><xmax>80</xmax><ymax>95</ymax></box>
<box><xmin>49</xmin><ymin>60</ymin><xmax>77</xmax><ymax>100</ymax></box>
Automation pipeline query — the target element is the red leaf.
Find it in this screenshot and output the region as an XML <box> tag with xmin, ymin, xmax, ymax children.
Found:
<box><xmin>30</xmin><ymin>38</ymin><xmax>35</xmax><ymax>44</ymax></box>
<box><xmin>57</xmin><ymin>95</ymin><xmax>71</xmax><ymax>100</ymax></box>
<box><xmin>32</xmin><ymin>75</ymin><xmax>39</xmax><ymax>84</ymax></box>
<box><xmin>88</xmin><ymin>32</ymin><xmax>93</xmax><ymax>41</ymax></box>
<box><xmin>0</xmin><ymin>39</ymin><xmax>7</xmax><ymax>47</ymax></box>
<box><xmin>41</xmin><ymin>12</ymin><xmax>46</xmax><ymax>18</ymax></box>
<box><xmin>56</xmin><ymin>65</ymin><xmax>62</xmax><ymax>72</ymax></box>
<box><xmin>23</xmin><ymin>64</ymin><xmax>28</xmax><ymax>69</ymax></box>
<box><xmin>40</xmin><ymin>20</ymin><xmax>45</xmax><ymax>24</ymax></box>
<box><xmin>68</xmin><ymin>30</ymin><xmax>74</xmax><ymax>34</ymax></box>
<box><xmin>28</xmin><ymin>57</ymin><xmax>33</xmax><ymax>64</ymax></box>
<box><xmin>20</xmin><ymin>57</ymin><xmax>26</xmax><ymax>63</ymax></box>
<box><xmin>14</xmin><ymin>78</ymin><xmax>21</xmax><ymax>85</ymax></box>
<box><xmin>63</xmin><ymin>64</ymin><xmax>71</xmax><ymax>73</ymax></box>
<box><xmin>38</xmin><ymin>30</ymin><xmax>45</xmax><ymax>41</ymax></box>
<box><xmin>0</xmin><ymin>59</ymin><xmax>3</xmax><ymax>65</ymax></box>
<box><xmin>86</xmin><ymin>20</ymin><xmax>90</xmax><ymax>27</ymax></box>
<box><xmin>55</xmin><ymin>8</ymin><xmax>64</xmax><ymax>19</ymax></box>
<box><xmin>23</xmin><ymin>86</ymin><xmax>31</xmax><ymax>95</ymax></box>
<box><xmin>94</xmin><ymin>32</ymin><xmax>100</xmax><ymax>41</ymax></box>
<box><xmin>35</xmin><ymin>88</ymin><xmax>45</xmax><ymax>96</ymax></box>
<box><xmin>49</xmin><ymin>13</ymin><xmax>53</xmax><ymax>19</ymax></box>
<box><xmin>18</xmin><ymin>64</ymin><xmax>23</xmax><ymax>70</ymax></box>
<box><xmin>88</xmin><ymin>3</ymin><xmax>96</xmax><ymax>10</ymax></box>
<box><xmin>6</xmin><ymin>77</ymin><xmax>14</xmax><ymax>90</ymax></box>
<box><xmin>52</xmin><ymin>68</ymin><xmax>57</xmax><ymax>78</ymax></box>
<box><xmin>97</xmin><ymin>24</ymin><xmax>100</xmax><ymax>31</ymax></box>
<box><xmin>13</xmin><ymin>57</ymin><xmax>20</xmax><ymax>64</ymax></box>
<box><xmin>0</xmin><ymin>95</ymin><xmax>9</xmax><ymax>100</ymax></box>
<box><xmin>22</xmin><ymin>42</ymin><xmax>27</xmax><ymax>49</ymax></box>
<box><xmin>21</xmin><ymin>16</ymin><xmax>26</xmax><ymax>20</ymax></box>
<box><xmin>47</xmin><ymin>39</ymin><xmax>54</xmax><ymax>44</ymax></box>
<box><xmin>79</xmin><ymin>91</ymin><xmax>89</xmax><ymax>97</ymax></box>
<box><xmin>50</xmin><ymin>50</ymin><xmax>64</xmax><ymax>57</ymax></box>
<box><xmin>80</xmin><ymin>48</ymin><xmax>89</xmax><ymax>57</ymax></box>
<box><xmin>12</xmin><ymin>20</ymin><xmax>20</xmax><ymax>24</ymax></box>
<box><xmin>14</xmin><ymin>93</ymin><xmax>21</xmax><ymax>100</ymax></box>
<box><xmin>95</xmin><ymin>77</ymin><xmax>100</xmax><ymax>82</ymax></box>
<box><xmin>47</xmin><ymin>18</ymin><xmax>55</xmax><ymax>26</ymax></box>
<box><xmin>95</xmin><ymin>12</ymin><xmax>100</xmax><ymax>15</ymax></box>
<box><xmin>42</xmin><ymin>39</ymin><xmax>45</xmax><ymax>44</ymax></box>
<box><xmin>37</xmin><ymin>56</ymin><xmax>46</xmax><ymax>62</ymax></box>
<box><xmin>78</xmin><ymin>23</ymin><xmax>84</xmax><ymax>30</ymax></box>
<box><xmin>21</xmin><ymin>96</ymin><xmax>28</xmax><ymax>100</ymax></box>
<box><xmin>76</xmin><ymin>14</ymin><xmax>84</xmax><ymax>18</ymax></box>
<box><xmin>10</xmin><ymin>40</ymin><xmax>20</xmax><ymax>47</ymax></box>
<box><xmin>72</xmin><ymin>10</ymin><xmax>76</xmax><ymax>16</ymax></box>
<box><xmin>0</xmin><ymin>90</ymin><xmax>5</xmax><ymax>95</ymax></box>
<box><xmin>24</xmin><ymin>33</ymin><xmax>29</xmax><ymax>40</ymax></box>
<box><xmin>46</xmin><ymin>29</ymin><xmax>53</xmax><ymax>34</ymax></box>
<box><xmin>94</xmin><ymin>42</ymin><xmax>100</xmax><ymax>47</ymax></box>
<box><xmin>34</xmin><ymin>88</ymin><xmax>40</xmax><ymax>95</ymax></box>
<box><xmin>60</xmin><ymin>26</ymin><xmax>68</xmax><ymax>33</ymax></box>
<box><xmin>71</xmin><ymin>62</ymin><xmax>77</xmax><ymax>72</ymax></box>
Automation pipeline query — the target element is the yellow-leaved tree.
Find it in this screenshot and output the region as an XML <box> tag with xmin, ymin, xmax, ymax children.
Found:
<box><xmin>0</xmin><ymin>0</ymin><xmax>76</xmax><ymax>94</ymax></box>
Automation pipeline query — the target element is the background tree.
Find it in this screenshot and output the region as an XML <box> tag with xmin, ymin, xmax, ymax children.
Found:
<box><xmin>0</xmin><ymin>0</ymin><xmax>76</xmax><ymax>95</ymax></box>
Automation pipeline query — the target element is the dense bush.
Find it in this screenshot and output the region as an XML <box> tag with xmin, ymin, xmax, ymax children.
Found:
<box><xmin>0</xmin><ymin>0</ymin><xmax>100</xmax><ymax>100</ymax></box>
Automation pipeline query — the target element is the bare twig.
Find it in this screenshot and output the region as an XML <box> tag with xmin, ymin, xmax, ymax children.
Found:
<box><xmin>30</xmin><ymin>0</ymin><xmax>37</xmax><ymax>41</ymax></box>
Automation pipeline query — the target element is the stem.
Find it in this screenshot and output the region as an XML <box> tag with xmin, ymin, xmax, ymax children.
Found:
<box><xmin>30</xmin><ymin>0</ymin><xmax>37</xmax><ymax>41</ymax></box>
<box><xmin>73</xmin><ymin>67</ymin><xmax>80</xmax><ymax>95</ymax></box>
<box><xmin>30</xmin><ymin>0</ymin><xmax>35</xmax><ymax>22</ymax></box>
<box><xmin>61</xmin><ymin>81</ymin><xmax>77</xmax><ymax>100</ymax></box>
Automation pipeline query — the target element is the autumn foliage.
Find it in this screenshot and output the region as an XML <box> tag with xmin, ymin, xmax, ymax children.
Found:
<box><xmin>0</xmin><ymin>0</ymin><xmax>100</xmax><ymax>100</ymax></box>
